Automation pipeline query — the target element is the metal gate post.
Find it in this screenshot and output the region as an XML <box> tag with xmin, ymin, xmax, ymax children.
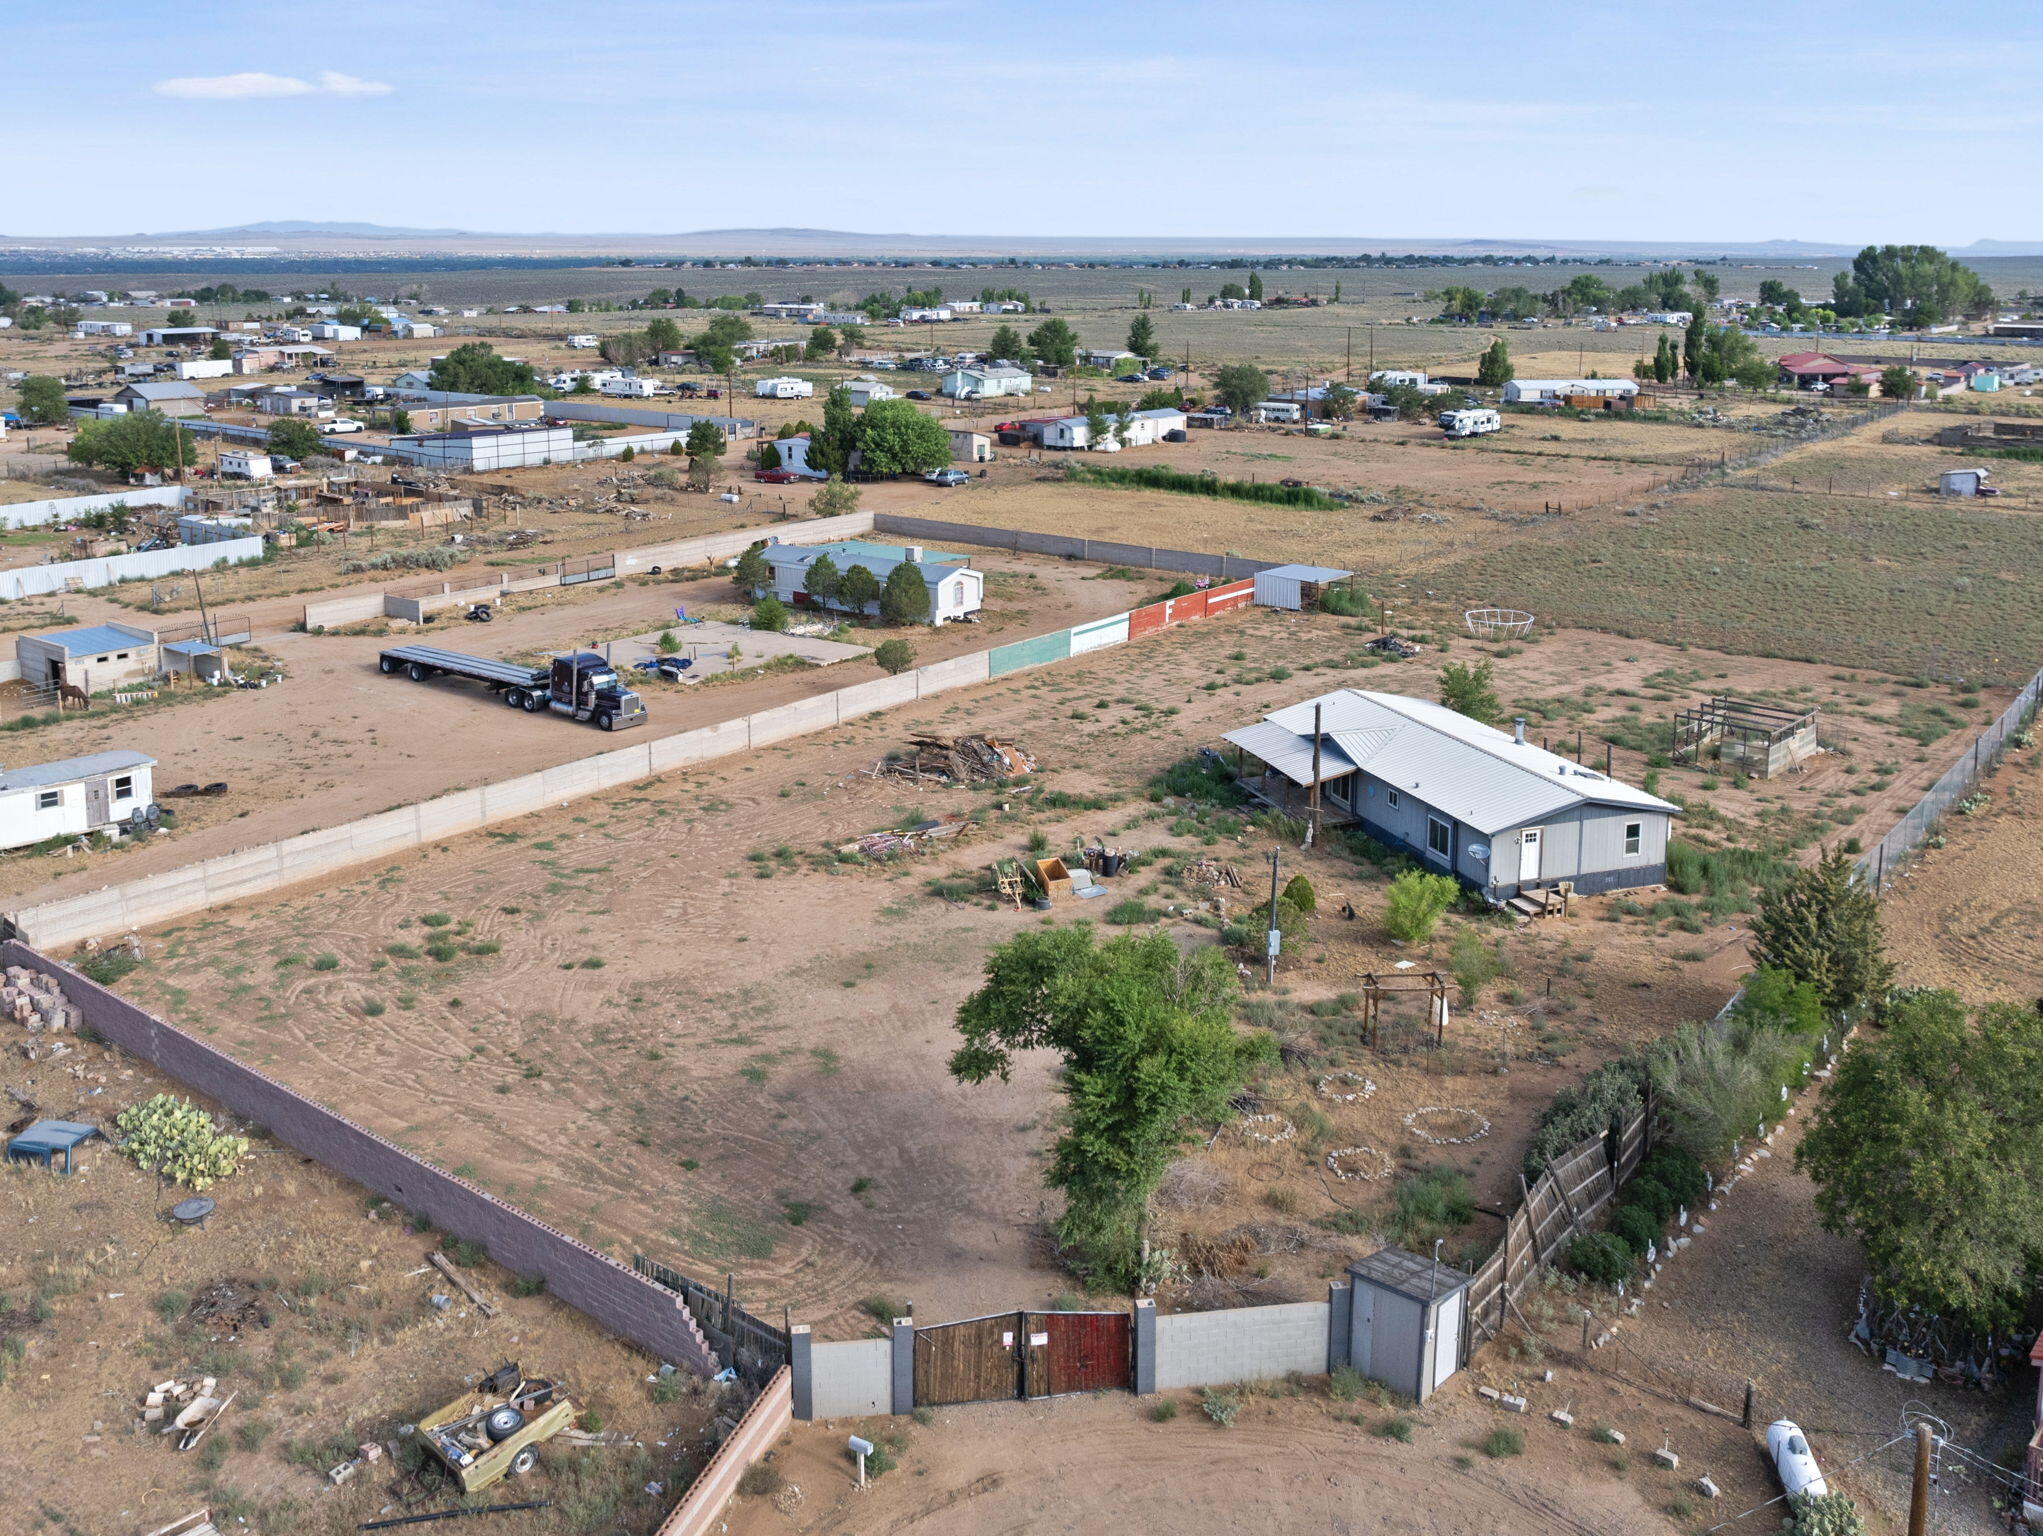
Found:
<box><xmin>1326</xmin><ymin>1282</ymin><xmax>1352</xmax><ymax>1374</ymax></box>
<box><xmin>890</xmin><ymin>1318</ymin><xmax>915</xmax><ymax>1415</ymax></box>
<box><xmin>789</xmin><ymin>1325</ymin><xmax>814</xmax><ymax>1421</ymax></box>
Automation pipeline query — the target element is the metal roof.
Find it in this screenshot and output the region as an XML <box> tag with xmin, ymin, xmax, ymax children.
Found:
<box><xmin>0</xmin><ymin>749</ymin><xmax>155</xmax><ymax>792</ymax></box>
<box><xmin>1258</xmin><ymin>563</ymin><xmax>1354</xmax><ymax>583</ymax></box>
<box><xmin>1348</xmin><ymin>1246</ymin><xmax>1472</xmax><ymax>1303</ymax></box>
<box><xmin>1224</xmin><ymin>689</ymin><xmax>1679</xmax><ymax>836</ymax></box>
<box><xmin>118</xmin><ymin>381</ymin><xmax>204</xmax><ymax>400</ymax></box>
<box><xmin>35</xmin><ymin>623</ymin><xmax>155</xmax><ymax>656</ymax></box>
<box><xmin>764</xmin><ymin>539</ymin><xmax>972</xmax><ymax>590</ymax></box>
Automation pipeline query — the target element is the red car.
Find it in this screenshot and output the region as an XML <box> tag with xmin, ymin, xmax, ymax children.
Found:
<box><xmin>755</xmin><ymin>468</ymin><xmax>802</xmax><ymax>484</ymax></box>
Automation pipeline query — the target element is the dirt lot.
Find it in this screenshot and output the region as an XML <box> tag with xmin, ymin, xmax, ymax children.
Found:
<box><xmin>82</xmin><ymin>607</ymin><xmax>1996</xmax><ymax>1340</ymax></box>
<box><xmin>0</xmin><ymin>1034</ymin><xmax>723</xmax><ymax>1536</ymax></box>
<box><xmin>0</xmin><ymin>548</ymin><xmax>1145</xmax><ymax>907</ymax></box>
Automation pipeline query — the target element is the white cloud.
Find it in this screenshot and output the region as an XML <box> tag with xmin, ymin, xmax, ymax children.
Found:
<box><xmin>154</xmin><ymin>70</ymin><xmax>392</xmax><ymax>100</ymax></box>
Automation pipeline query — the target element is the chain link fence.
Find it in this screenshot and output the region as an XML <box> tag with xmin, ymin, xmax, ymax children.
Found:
<box><xmin>1859</xmin><ymin>667</ymin><xmax>2043</xmax><ymax>892</ymax></box>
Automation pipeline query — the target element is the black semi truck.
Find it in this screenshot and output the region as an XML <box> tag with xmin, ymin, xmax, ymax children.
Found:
<box><xmin>378</xmin><ymin>646</ymin><xmax>647</xmax><ymax>731</ymax></box>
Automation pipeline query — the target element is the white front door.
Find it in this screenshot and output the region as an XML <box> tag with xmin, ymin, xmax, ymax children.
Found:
<box><xmin>84</xmin><ymin>778</ymin><xmax>110</xmax><ymax>827</ymax></box>
<box><xmin>1432</xmin><ymin>1292</ymin><xmax>1464</xmax><ymax>1391</ymax></box>
<box><xmin>1518</xmin><ymin>827</ymin><xmax>1542</xmax><ymax>884</ymax></box>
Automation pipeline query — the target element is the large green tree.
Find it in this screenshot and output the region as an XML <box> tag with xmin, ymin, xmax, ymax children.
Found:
<box><xmin>1831</xmin><ymin>245</ymin><xmax>1994</xmax><ymax>326</ymax></box>
<box><xmin>986</xmin><ymin>324</ymin><xmax>1026</xmax><ymax>362</ymax></box>
<box><xmin>1799</xmin><ymin>991</ymin><xmax>2043</xmax><ymax>1332</ymax></box>
<box><xmin>1748</xmin><ymin>846</ymin><xmax>1892</xmax><ymax>1015</ymax></box>
<box><xmin>1127</xmin><ymin>314</ymin><xmax>1157</xmax><ymax>358</ymax></box>
<box><xmin>1879</xmin><ymin>364</ymin><xmax>1918</xmax><ymax>401</ymax></box>
<box><xmin>1438</xmin><ymin>658</ymin><xmax>1502</xmax><ymax>726</ymax></box>
<box><xmin>267</xmin><ymin>419</ymin><xmax>325</xmax><ymax>460</ymax></box>
<box><xmin>429</xmin><ymin>343</ymin><xmax>541</xmax><ymax>396</ymax></box>
<box><xmin>838</xmin><ymin>562</ymin><xmax>881</xmax><ymax>616</ymax></box>
<box><xmin>15</xmin><ymin>374</ymin><xmax>68</xmax><ymax>425</ymax></box>
<box><xmin>949</xmin><ymin>926</ymin><xmax>1270</xmax><ymax>1287</ymax></box>
<box><xmin>644</xmin><ymin>316</ymin><xmax>683</xmax><ymax>353</ymax></box>
<box><xmin>880</xmin><ymin>559</ymin><xmax>933</xmax><ymax>624</ymax></box>
<box><xmin>684</xmin><ymin>420</ymin><xmax>726</xmax><ymax>488</ymax></box>
<box><xmin>67</xmin><ymin>410</ymin><xmax>203</xmax><ymax>475</ymax></box>
<box><xmin>806</xmin><ymin>384</ymin><xmax>858</xmax><ymax>477</ymax></box>
<box><xmin>855</xmin><ymin>398</ymin><xmax>950</xmax><ymax>476</ymax></box>
<box><xmin>1026</xmin><ymin>318</ymin><xmax>1079</xmax><ymax>367</ymax></box>
<box><xmin>1212</xmin><ymin>363</ymin><xmax>1268</xmax><ymax>418</ymax></box>
<box><xmin>1475</xmin><ymin>337</ymin><xmax>1514</xmax><ymax>387</ymax></box>
<box><xmin>802</xmin><ymin>552</ymin><xmax>842</xmax><ymax>608</ymax></box>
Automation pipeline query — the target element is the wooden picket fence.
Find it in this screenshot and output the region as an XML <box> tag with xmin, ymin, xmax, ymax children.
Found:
<box><xmin>1464</xmin><ymin>1103</ymin><xmax>1649</xmax><ymax>1350</ymax></box>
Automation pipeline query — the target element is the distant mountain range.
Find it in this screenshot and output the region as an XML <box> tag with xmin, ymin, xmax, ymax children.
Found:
<box><xmin>4</xmin><ymin>223</ymin><xmax>2042</xmax><ymax>260</ymax></box>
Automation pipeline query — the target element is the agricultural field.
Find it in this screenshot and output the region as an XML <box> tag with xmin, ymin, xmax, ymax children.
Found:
<box><xmin>79</xmin><ymin>602</ymin><xmax>2000</xmax><ymax>1342</ymax></box>
<box><xmin>0</xmin><ymin>1035</ymin><xmax>720</xmax><ymax>1536</ymax></box>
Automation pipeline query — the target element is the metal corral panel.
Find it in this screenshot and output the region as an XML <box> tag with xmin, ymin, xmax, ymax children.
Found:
<box><xmin>1069</xmin><ymin>613</ymin><xmax>1129</xmax><ymax>655</ymax></box>
<box><xmin>988</xmin><ymin>629</ymin><xmax>1070</xmax><ymax>676</ymax></box>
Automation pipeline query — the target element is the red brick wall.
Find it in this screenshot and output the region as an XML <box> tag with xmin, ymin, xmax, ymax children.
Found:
<box><xmin>5</xmin><ymin>941</ymin><xmax>715</xmax><ymax>1376</ymax></box>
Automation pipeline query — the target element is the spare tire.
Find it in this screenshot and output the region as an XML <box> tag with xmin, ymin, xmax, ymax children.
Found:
<box><xmin>484</xmin><ymin>1406</ymin><xmax>525</xmax><ymax>1442</ymax></box>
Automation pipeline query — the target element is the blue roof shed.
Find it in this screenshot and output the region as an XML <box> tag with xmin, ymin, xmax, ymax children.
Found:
<box><xmin>6</xmin><ymin>1119</ymin><xmax>101</xmax><ymax>1173</ymax></box>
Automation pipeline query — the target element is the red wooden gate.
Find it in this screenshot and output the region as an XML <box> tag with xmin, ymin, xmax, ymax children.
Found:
<box><xmin>913</xmin><ymin>1310</ymin><xmax>1131</xmax><ymax>1406</ymax></box>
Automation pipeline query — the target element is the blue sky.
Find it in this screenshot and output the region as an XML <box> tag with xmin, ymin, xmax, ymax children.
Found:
<box><xmin>5</xmin><ymin>0</ymin><xmax>2038</xmax><ymax>242</ymax></box>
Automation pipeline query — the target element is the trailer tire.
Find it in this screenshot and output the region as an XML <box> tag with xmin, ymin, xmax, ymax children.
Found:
<box><xmin>378</xmin><ymin>657</ymin><xmax>397</xmax><ymax>674</ymax></box>
<box><xmin>484</xmin><ymin>1407</ymin><xmax>525</xmax><ymax>1442</ymax></box>
<box><xmin>406</xmin><ymin>662</ymin><xmax>431</xmax><ymax>682</ymax></box>
<box><xmin>504</xmin><ymin>688</ymin><xmax>526</xmax><ymax>709</ymax></box>
<box><xmin>507</xmin><ymin>1446</ymin><xmax>539</xmax><ymax>1478</ymax></box>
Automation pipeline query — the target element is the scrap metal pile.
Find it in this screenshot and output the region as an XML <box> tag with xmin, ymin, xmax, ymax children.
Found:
<box><xmin>872</xmin><ymin>734</ymin><xmax>1035</xmax><ymax>785</ymax></box>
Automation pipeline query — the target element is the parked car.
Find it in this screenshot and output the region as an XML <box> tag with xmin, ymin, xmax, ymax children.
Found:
<box><xmin>319</xmin><ymin>418</ymin><xmax>365</xmax><ymax>434</ymax></box>
<box><xmin>925</xmin><ymin>468</ymin><xmax>969</xmax><ymax>487</ymax></box>
<box><xmin>1146</xmin><ymin>366</ymin><xmax>1173</xmax><ymax>380</ymax></box>
<box><xmin>755</xmin><ymin>468</ymin><xmax>802</xmax><ymax>484</ymax></box>
<box><xmin>905</xmin><ymin>389</ymin><xmax>932</xmax><ymax>400</ymax></box>
<box><xmin>1115</xmin><ymin>373</ymin><xmax>1146</xmax><ymax>384</ymax></box>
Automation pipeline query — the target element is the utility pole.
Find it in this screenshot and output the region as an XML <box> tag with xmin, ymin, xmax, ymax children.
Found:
<box><xmin>1346</xmin><ymin>327</ymin><xmax>1353</xmax><ymax>383</ymax></box>
<box><xmin>1907</xmin><ymin>1421</ymin><xmax>1932</xmax><ymax>1536</ymax></box>
<box><xmin>1263</xmin><ymin>848</ymin><xmax>1280</xmax><ymax>986</ymax></box>
<box><xmin>1307</xmin><ymin>702</ymin><xmax>1323</xmax><ymax>845</ymax></box>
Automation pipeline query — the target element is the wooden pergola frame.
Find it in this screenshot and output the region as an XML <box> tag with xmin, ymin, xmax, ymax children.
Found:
<box><xmin>1670</xmin><ymin>695</ymin><xmax>1817</xmax><ymax>771</ymax></box>
<box><xmin>1360</xmin><ymin>970</ymin><xmax>1451</xmax><ymax>1049</ymax></box>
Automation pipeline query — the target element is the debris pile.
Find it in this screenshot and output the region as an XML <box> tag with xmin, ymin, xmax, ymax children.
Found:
<box><xmin>1753</xmin><ymin>405</ymin><xmax>1830</xmax><ymax>439</ymax></box>
<box><xmin>1183</xmin><ymin>858</ymin><xmax>1243</xmax><ymax>890</ymax></box>
<box><xmin>872</xmin><ymin>734</ymin><xmax>1034</xmax><ymax>785</ymax></box>
<box><xmin>185</xmin><ymin>1279</ymin><xmax>272</xmax><ymax>1337</ymax></box>
<box><xmin>4</xmin><ymin>964</ymin><xmax>82</xmax><ymax>1057</ymax></box>
<box><xmin>837</xmin><ymin>816</ymin><xmax>972</xmax><ymax>861</ymax></box>
<box><xmin>140</xmin><ymin>1375</ymin><xmax>236</xmax><ymax>1450</ymax></box>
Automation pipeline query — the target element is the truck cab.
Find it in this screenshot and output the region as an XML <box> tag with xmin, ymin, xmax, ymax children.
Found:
<box><xmin>548</xmin><ymin>652</ymin><xmax>646</xmax><ymax>731</ymax></box>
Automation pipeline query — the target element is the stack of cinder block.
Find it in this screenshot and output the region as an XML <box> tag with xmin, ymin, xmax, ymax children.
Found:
<box><xmin>4</xmin><ymin>965</ymin><xmax>83</xmax><ymax>1049</ymax></box>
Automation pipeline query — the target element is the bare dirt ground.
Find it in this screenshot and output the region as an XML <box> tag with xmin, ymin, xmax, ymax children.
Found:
<box><xmin>1879</xmin><ymin>742</ymin><xmax>2043</xmax><ymax>1005</ymax></box>
<box><xmin>86</xmin><ymin>609</ymin><xmax>1995</xmax><ymax>1341</ymax></box>
<box><xmin>0</xmin><ymin>1034</ymin><xmax>721</xmax><ymax>1536</ymax></box>
<box><xmin>0</xmin><ymin>549</ymin><xmax>1144</xmax><ymax>906</ymax></box>
<box><xmin>727</xmin><ymin>1385</ymin><xmax>1674</xmax><ymax>1536</ymax></box>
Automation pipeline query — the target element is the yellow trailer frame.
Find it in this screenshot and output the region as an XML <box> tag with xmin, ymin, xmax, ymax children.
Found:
<box><xmin>417</xmin><ymin>1376</ymin><xmax>578</xmax><ymax>1494</ymax></box>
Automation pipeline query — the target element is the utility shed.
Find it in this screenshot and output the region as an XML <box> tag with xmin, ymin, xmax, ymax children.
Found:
<box><xmin>1345</xmin><ymin>1247</ymin><xmax>1472</xmax><ymax>1402</ymax></box>
<box><xmin>1253</xmin><ymin>563</ymin><xmax>1353</xmax><ymax>611</ymax></box>
<box><xmin>6</xmin><ymin>1119</ymin><xmax>100</xmax><ymax>1173</ymax></box>
<box><xmin>1939</xmin><ymin>467</ymin><xmax>1992</xmax><ymax>497</ymax></box>
<box><xmin>16</xmin><ymin>621</ymin><xmax>160</xmax><ymax>691</ymax></box>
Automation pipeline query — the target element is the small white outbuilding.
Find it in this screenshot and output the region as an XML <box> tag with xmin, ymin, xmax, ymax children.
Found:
<box><xmin>0</xmin><ymin>750</ymin><xmax>155</xmax><ymax>850</ymax></box>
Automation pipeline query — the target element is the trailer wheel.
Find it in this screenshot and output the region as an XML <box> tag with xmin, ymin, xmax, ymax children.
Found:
<box><xmin>485</xmin><ymin>1407</ymin><xmax>526</xmax><ymax>1442</ymax></box>
<box><xmin>378</xmin><ymin>657</ymin><xmax>397</xmax><ymax>674</ymax></box>
<box><xmin>405</xmin><ymin>662</ymin><xmax>431</xmax><ymax>682</ymax></box>
<box><xmin>504</xmin><ymin>688</ymin><xmax>526</xmax><ymax>709</ymax></box>
<box><xmin>506</xmin><ymin>1446</ymin><xmax>539</xmax><ymax>1478</ymax></box>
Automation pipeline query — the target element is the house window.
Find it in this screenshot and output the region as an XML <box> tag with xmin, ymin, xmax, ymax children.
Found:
<box><xmin>1426</xmin><ymin>816</ymin><xmax>1452</xmax><ymax>861</ymax></box>
<box><xmin>35</xmin><ymin>790</ymin><xmax>59</xmax><ymax>811</ymax></box>
<box><xmin>1386</xmin><ymin>788</ymin><xmax>1401</xmax><ymax>809</ymax></box>
<box><xmin>1624</xmin><ymin>821</ymin><xmax>1643</xmax><ymax>857</ymax></box>
<box><xmin>116</xmin><ymin>652</ymin><xmax>129</xmax><ymax>660</ymax></box>
<box><xmin>112</xmin><ymin>775</ymin><xmax>134</xmax><ymax>802</ymax></box>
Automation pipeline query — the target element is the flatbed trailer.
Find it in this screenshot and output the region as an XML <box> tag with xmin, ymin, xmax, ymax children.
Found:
<box><xmin>378</xmin><ymin>645</ymin><xmax>647</xmax><ymax>731</ymax></box>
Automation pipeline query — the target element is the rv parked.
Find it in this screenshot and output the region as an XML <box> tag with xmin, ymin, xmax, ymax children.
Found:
<box><xmin>1439</xmin><ymin>408</ymin><xmax>1501</xmax><ymax>439</ymax></box>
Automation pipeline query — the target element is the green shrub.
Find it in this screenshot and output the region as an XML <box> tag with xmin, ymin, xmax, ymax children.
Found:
<box><xmin>1281</xmin><ymin>874</ymin><xmax>1317</xmax><ymax>914</ymax></box>
<box><xmin>1377</xmin><ymin>1414</ymin><xmax>1415</xmax><ymax>1441</ymax></box>
<box><xmin>1638</xmin><ymin>1147</ymin><xmax>1708</xmax><ymax>1207</ymax></box>
<box><xmin>1383</xmin><ymin>870</ymin><xmax>1459</xmax><ymax>943</ymax></box>
<box><xmin>1607</xmin><ymin>1204</ymin><xmax>1660</xmax><ymax>1256</ymax></box>
<box><xmin>1448</xmin><ymin>927</ymin><xmax>1502</xmax><ymax>1006</ymax></box>
<box><xmin>1386</xmin><ymin>1166</ymin><xmax>1475</xmax><ymax>1248</ymax></box>
<box><xmin>1566</xmin><ymin>1232</ymin><xmax>1634</xmax><ymax>1285</ymax></box>
<box><xmin>310</xmin><ymin>953</ymin><xmax>340</xmax><ymax>972</ymax></box>
<box><xmin>1149</xmin><ymin>754</ymin><xmax>1246</xmax><ymax>806</ymax></box>
<box><xmin>1482</xmin><ymin>1426</ymin><xmax>1524</xmax><ymax>1458</ymax></box>
<box><xmin>1104</xmin><ymin>898</ymin><xmax>1156</xmax><ymax>926</ymax></box>
<box><xmin>113</xmin><ymin>1095</ymin><xmax>250</xmax><ymax>1190</ymax></box>
<box><xmin>1624</xmin><ymin>1175</ymin><xmax>1675</xmax><ymax>1224</ymax></box>
<box><xmin>1148</xmin><ymin>1398</ymin><xmax>1179</xmax><ymax>1422</ymax></box>
<box><xmin>1200</xmin><ymin>1387</ymin><xmax>1241</xmax><ymax>1427</ymax></box>
<box><xmin>1523</xmin><ymin>1055</ymin><xmax>1649</xmax><ymax>1177</ymax></box>
<box><xmin>1780</xmin><ymin>1491</ymin><xmax>1868</xmax><ymax>1536</ymax></box>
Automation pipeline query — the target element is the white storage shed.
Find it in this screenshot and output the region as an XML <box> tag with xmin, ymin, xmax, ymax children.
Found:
<box><xmin>1253</xmin><ymin>563</ymin><xmax>1353</xmax><ymax>611</ymax></box>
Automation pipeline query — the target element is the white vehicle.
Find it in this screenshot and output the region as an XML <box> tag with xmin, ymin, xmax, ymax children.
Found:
<box><xmin>1439</xmin><ymin>408</ymin><xmax>1502</xmax><ymax>439</ymax></box>
<box><xmin>599</xmin><ymin>377</ymin><xmax>659</xmax><ymax>397</ymax></box>
<box><xmin>1765</xmin><ymin>1421</ymin><xmax>1828</xmax><ymax>1501</ymax></box>
<box><xmin>319</xmin><ymin>418</ymin><xmax>366</xmax><ymax>434</ymax></box>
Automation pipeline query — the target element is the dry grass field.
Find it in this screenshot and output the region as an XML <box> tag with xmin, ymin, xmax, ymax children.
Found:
<box><xmin>80</xmin><ymin>604</ymin><xmax>1997</xmax><ymax>1343</ymax></box>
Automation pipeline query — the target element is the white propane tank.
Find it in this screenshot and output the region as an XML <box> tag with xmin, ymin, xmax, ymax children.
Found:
<box><xmin>1766</xmin><ymin>1419</ymin><xmax>1829</xmax><ymax>1499</ymax></box>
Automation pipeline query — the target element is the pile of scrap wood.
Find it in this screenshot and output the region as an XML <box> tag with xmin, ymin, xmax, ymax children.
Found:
<box><xmin>836</xmin><ymin>815</ymin><xmax>972</xmax><ymax>861</ymax></box>
<box><xmin>1183</xmin><ymin>858</ymin><xmax>1243</xmax><ymax>890</ymax></box>
<box><xmin>873</xmin><ymin>734</ymin><xmax>1034</xmax><ymax>785</ymax></box>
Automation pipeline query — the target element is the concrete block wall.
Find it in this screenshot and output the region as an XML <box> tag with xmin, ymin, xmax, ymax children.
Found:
<box><xmin>0</xmin><ymin>536</ymin><xmax>265</xmax><ymax>601</ymax></box>
<box><xmin>304</xmin><ymin>590</ymin><xmax>386</xmax><ymax>628</ymax></box>
<box><xmin>0</xmin><ymin>485</ymin><xmax>187</xmax><ymax>531</ymax></box>
<box><xmin>1152</xmin><ymin>1301</ymin><xmax>1332</xmax><ymax>1391</ymax></box>
<box><xmin>801</xmin><ymin>1336</ymin><xmax>893</xmax><ymax>1419</ymax></box>
<box><xmin>652</xmin><ymin>1367</ymin><xmax>792</xmax><ymax>1536</ymax></box>
<box><xmin>6</xmin><ymin>940</ymin><xmax>717</xmax><ymax>1375</ymax></box>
